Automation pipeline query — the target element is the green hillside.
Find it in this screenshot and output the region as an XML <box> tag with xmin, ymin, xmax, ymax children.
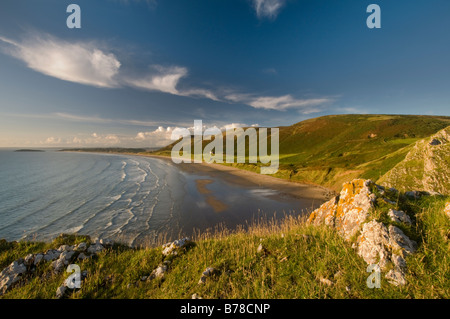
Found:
<box><xmin>152</xmin><ymin>114</ymin><xmax>450</xmax><ymax>191</ymax></box>
<box><xmin>378</xmin><ymin>126</ymin><xmax>450</xmax><ymax>195</ymax></box>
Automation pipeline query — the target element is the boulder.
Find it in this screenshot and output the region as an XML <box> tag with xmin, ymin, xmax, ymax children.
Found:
<box><xmin>43</xmin><ymin>250</ymin><xmax>60</xmax><ymax>262</ymax></box>
<box><xmin>33</xmin><ymin>254</ymin><xmax>44</xmax><ymax>266</ymax></box>
<box><xmin>51</xmin><ymin>257</ymin><xmax>66</xmax><ymax>273</ymax></box>
<box><xmin>75</xmin><ymin>242</ymin><xmax>87</xmax><ymax>252</ymax></box>
<box><xmin>357</xmin><ymin>220</ymin><xmax>391</xmax><ymax>268</ymax></box>
<box><xmin>388</xmin><ymin>209</ymin><xmax>412</xmax><ymax>225</ymax></box>
<box><xmin>162</xmin><ymin>237</ymin><xmax>190</xmax><ymax>256</ymax></box>
<box><xmin>0</xmin><ymin>261</ymin><xmax>27</xmax><ymax>295</ymax></box>
<box><xmin>385</xmin><ymin>268</ymin><xmax>407</xmax><ymax>286</ymax></box>
<box><xmin>87</xmin><ymin>243</ymin><xmax>104</xmax><ymax>254</ymax></box>
<box><xmin>149</xmin><ymin>264</ymin><xmax>168</xmax><ymax>280</ymax></box>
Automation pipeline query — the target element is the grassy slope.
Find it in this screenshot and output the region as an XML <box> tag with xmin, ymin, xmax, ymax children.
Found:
<box><xmin>1</xmin><ymin>195</ymin><xmax>449</xmax><ymax>299</ymax></box>
<box><xmin>378</xmin><ymin>126</ymin><xmax>450</xmax><ymax>194</ymax></box>
<box><xmin>151</xmin><ymin>114</ymin><xmax>450</xmax><ymax>191</ymax></box>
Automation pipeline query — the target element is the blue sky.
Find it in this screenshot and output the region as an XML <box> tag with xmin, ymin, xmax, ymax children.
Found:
<box><xmin>0</xmin><ymin>0</ymin><xmax>449</xmax><ymax>147</ymax></box>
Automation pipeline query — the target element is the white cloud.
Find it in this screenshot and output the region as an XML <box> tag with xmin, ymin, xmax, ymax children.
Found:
<box><xmin>0</xmin><ymin>33</ymin><xmax>333</xmax><ymax>112</ymax></box>
<box><xmin>126</xmin><ymin>65</ymin><xmax>219</xmax><ymax>100</ymax></box>
<box><xmin>252</xmin><ymin>0</ymin><xmax>286</xmax><ymax>20</ymax></box>
<box><xmin>0</xmin><ymin>35</ymin><xmax>121</xmax><ymax>88</ymax></box>
<box><xmin>126</xmin><ymin>66</ymin><xmax>187</xmax><ymax>95</ymax></box>
<box><xmin>225</xmin><ymin>93</ymin><xmax>332</xmax><ymax>111</ymax></box>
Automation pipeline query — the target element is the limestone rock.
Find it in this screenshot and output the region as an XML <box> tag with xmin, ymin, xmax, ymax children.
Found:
<box><xmin>51</xmin><ymin>257</ymin><xmax>66</xmax><ymax>273</ymax></box>
<box><xmin>388</xmin><ymin>225</ymin><xmax>417</xmax><ymax>256</ymax></box>
<box><xmin>388</xmin><ymin>209</ymin><xmax>412</xmax><ymax>225</ymax></box>
<box><xmin>385</xmin><ymin>268</ymin><xmax>407</xmax><ymax>286</ymax></box>
<box><xmin>192</xmin><ymin>293</ymin><xmax>203</xmax><ymax>299</ymax></box>
<box><xmin>75</xmin><ymin>242</ymin><xmax>87</xmax><ymax>252</ymax></box>
<box><xmin>149</xmin><ymin>264</ymin><xmax>168</xmax><ymax>280</ymax></box>
<box><xmin>357</xmin><ymin>220</ymin><xmax>390</xmax><ymax>268</ymax></box>
<box><xmin>309</xmin><ymin>179</ymin><xmax>375</xmax><ymax>240</ymax></box>
<box><xmin>33</xmin><ymin>254</ymin><xmax>43</xmax><ymax>266</ymax></box>
<box><xmin>0</xmin><ymin>261</ymin><xmax>27</xmax><ymax>295</ymax></box>
<box><xmin>87</xmin><ymin>243</ymin><xmax>104</xmax><ymax>254</ymax></box>
<box><xmin>309</xmin><ymin>179</ymin><xmax>420</xmax><ymax>286</ymax></box>
<box><xmin>43</xmin><ymin>250</ymin><xmax>60</xmax><ymax>262</ymax></box>
<box><xmin>162</xmin><ymin>237</ymin><xmax>190</xmax><ymax>256</ymax></box>
<box><xmin>57</xmin><ymin>245</ymin><xmax>73</xmax><ymax>252</ymax></box>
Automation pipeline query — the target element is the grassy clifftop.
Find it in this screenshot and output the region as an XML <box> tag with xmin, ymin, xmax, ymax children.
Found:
<box><xmin>1</xmin><ymin>193</ymin><xmax>448</xmax><ymax>299</ymax></box>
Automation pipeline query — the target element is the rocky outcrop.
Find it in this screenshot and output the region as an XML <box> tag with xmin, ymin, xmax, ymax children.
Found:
<box><xmin>378</xmin><ymin>126</ymin><xmax>450</xmax><ymax>195</ymax></box>
<box><xmin>0</xmin><ymin>238</ymin><xmax>111</xmax><ymax>296</ymax></box>
<box><xmin>308</xmin><ymin>179</ymin><xmax>376</xmax><ymax>240</ymax></box>
<box><xmin>308</xmin><ymin>179</ymin><xmax>418</xmax><ymax>286</ymax></box>
<box><xmin>198</xmin><ymin>267</ymin><xmax>218</xmax><ymax>284</ymax></box>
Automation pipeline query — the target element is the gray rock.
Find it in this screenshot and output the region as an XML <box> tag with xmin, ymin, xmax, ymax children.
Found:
<box><xmin>162</xmin><ymin>237</ymin><xmax>190</xmax><ymax>256</ymax></box>
<box><xmin>429</xmin><ymin>138</ymin><xmax>442</xmax><ymax>146</ymax></box>
<box><xmin>388</xmin><ymin>209</ymin><xmax>412</xmax><ymax>225</ymax></box>
<box><xmin>192</xmin><ymin>293</ymin><xmax>203</xmax><ymax>299</ymax></box>
<box><xmin>51</xmin><ymin>258</ymin><xmax>66</xmax><ymax>273</ymax></box>
<box><xmin>33</xmin><ymin>254</ymin><xmax>44</xmax><ymax>265</ymax></box>
<box><xmin>385</xmin><ymin>268</ymin><xmax>407</xmax><ymax>286</ymax></box>
<box><xmin>357</xmin><ymin>220</ymin><xmax>390</xmax><ymax>268</ymax></box>
<box><xmin>63</xmin><ymin>251</ymin><xmax>75</xmax><ymax>263</ymax></box>
<box><xmin>43</xmin><ymin>250</ymin><xmax>60</xmax><ymax>262</ymax></box>
<box><xmin>388</xmin><ymin>225</ymin><xmax>417</xmax><ymax>256</ymax></box>
<box><xmin>149</xmin><ymin>264</ymin><xmax>168</xmax><ymax>280</ymax></box>
<box><xmin>57</xmin><ymin>245</ymin><xmax>73</xmax><ymax>252</ymax></box>
<box><xmin>0</xmin><ymin>261</ymin><xmax>27</xmax><ymax>295</ymax></box>
<box><xmin>24</xmin><ymin>254</ymin><xmax>35</xmax><ymax>266</ymax></box>
<box><xmin>87</xmin><ymin>243</ymin><xmax>104</xmax><ymax>254</ymax></box>
<box><xmin>391</xmin><ymin>254</ymin><xmax>407</xmax><ymax>269</ymax></box>
<box><xmin>75</xmin><ymin>242</ymin><xmax>87</xmax><ymax>252</ymax></box>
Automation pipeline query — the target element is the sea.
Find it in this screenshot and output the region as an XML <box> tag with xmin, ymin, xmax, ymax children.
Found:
<box><xmin>0</xmin><ymin>149</ymin><xmax>321</xmax><ymax>246</ymax></box>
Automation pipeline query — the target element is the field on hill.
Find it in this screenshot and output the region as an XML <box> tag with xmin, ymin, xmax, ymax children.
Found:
<box><xmin>152</xmin><ymin>114</ymin><xmax>450</xmax><ymax>191</ymax></box>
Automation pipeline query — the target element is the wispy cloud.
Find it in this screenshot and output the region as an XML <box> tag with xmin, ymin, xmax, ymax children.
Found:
<box><xmin>225</xmin><ymin>93</ymin><xmax>332</xmax><ymax>111</ymax></box>
<box><xmin>0</xmin><ymin>32</ymin><xmax>333</xmax><ymax>112</ymax></box>
<box><xmin>252</xmin><ymin>0</ymin><xmax>286</xmax><ymax>20</ymax></box>
<box><xmin>124</xmin><ymin>65</ymin><xmax>219</xmax><ymax>100</ymax></box>
<box><xmin>0</xmin><ymin>35</ymin><xmax>121</xmax><ymax>88</ymax></box>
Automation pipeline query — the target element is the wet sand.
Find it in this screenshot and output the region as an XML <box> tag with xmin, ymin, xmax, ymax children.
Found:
<box><xmin>141</xmin><ymin>154</ymin><xmax>333</xmax><ymax>202</ymax></box>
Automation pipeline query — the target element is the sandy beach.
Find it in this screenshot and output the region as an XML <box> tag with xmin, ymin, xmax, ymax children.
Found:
<box><xmin>139</xmin><ymin>154</ymin><xmax>333</xmax><ymax>202</ymax></box>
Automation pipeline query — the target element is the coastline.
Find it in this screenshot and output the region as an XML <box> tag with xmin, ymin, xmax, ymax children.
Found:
<box><xmin>132</xmin><ymin>153</ymin><xmax>333</xmax><ymax>202</ymax></box>
<box><xmin>61</xmin><ymin>149</ymin><xmax>334</xmax><ymax>202</ymax></box>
